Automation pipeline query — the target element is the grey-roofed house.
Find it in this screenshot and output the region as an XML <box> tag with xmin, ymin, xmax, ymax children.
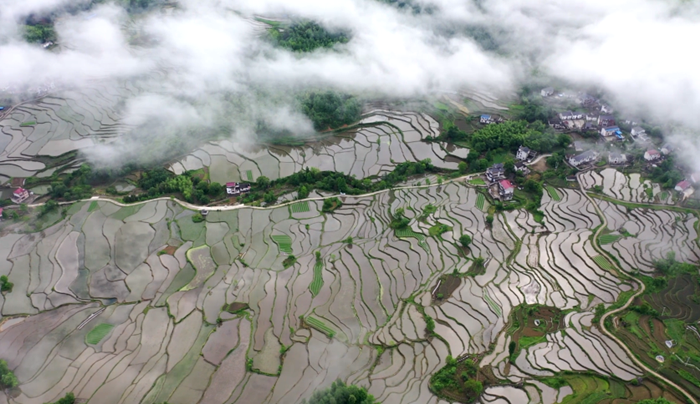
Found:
<box><xmin>608</xmin><ymin>152</ymin><xmax>626</xmax><ymax>165</ymax></box>
<box><xmin>569</xmin><ymin>150</ymin><xmax>598</xmax><ymax>167</ymax></box>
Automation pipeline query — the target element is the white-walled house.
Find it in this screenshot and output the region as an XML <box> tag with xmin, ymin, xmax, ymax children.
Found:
<box><xmin>644</xmin><ymin>149</ymin><xmax>661</xmax><ymax>161</ymax></box>
<box><xmin>541</xmin><ymin>87</ymin><xmax>554</xmax><ymax>97</ymax></box>
<box><xmin>608</xmin><ymin>152</ymin><xmax>626</xmax><ymax>165</ymax></box>
<box><xmin>516</xmin><ymin>146</ymin><xmax>530</xmax><ymax>161</ymax></box>
<box><xmin>631</xmin><ymin>127</ymin><xmax>646</xmax><ymax>138</ymax></box>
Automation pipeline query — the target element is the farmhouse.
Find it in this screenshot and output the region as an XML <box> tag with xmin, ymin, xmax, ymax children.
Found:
<box><xmin>486</xmin><ymin>163</ymin><xmax>505</xmax><ymax>182</ymax></box>
<box><xmin>548</xmin><ymin>117</ymin><xmax>566</xmax><ymax>130</ymax></box>
<box><xmin>608</xmin><ymin>152</ymin><xmax>626</xmax><ymax>165</ymax></box>
<box><xmin>516</xmin><ymin>146</ymin><xmax>530</xmax><ymax>161</ymax></box>
<box><xmin>675</xmin><ymin>180</ymin><xmax>692</xmax><ymax>193</ymax></box>
<box><xmin>541</xmin><ymin>87</ymin><xmax>554</xmax><ymax>97</ymax></box>
<box><xmin>598</xmin><ymin>114</ymin><xmax>615</xmax><ymax>127</ymax></box>
<box><xmin>644</xmin><ymin>149</ymin><xmax>661</xmax><ymax>161</ymax></box>
<box><xmin>661</xmin><ymin>144</ymin><xmax>674</xmax><ymax>155</ymax></box>
<box><xmin>600</xmin><ymin>104</ymin><xmax>613</xmax><ymax>114</ymax></box>
<box><xmin>0</xmin><ymin>207</ymin><xmax>3</xmax><ymax>220</ymax></box>
<box><xmin>11</xmin><ymin>188</ymin><xmax>29</xmax><ymax>204</ymax></box>
<box><xmin>515</xmin><ymin>162</ymin><xmax>531</xmax><ymax>175</ymax></box>
<box><xmin>600</xmin><ymin>126</ymin><xmax>621</xmax><ymax>138</ymax></box>
<box><xmin>569</xmin><ymin>150</ymin><xmax>598</xmax><ymax>167</ymax></box>
<box><xmin>630</xmin><ymin>127</ymin><xmax>646</xmax><ymax>138</ymax></box>
<box><xmin>585</xmin><ymin>113</ymin><xmax>599</xmax><ymax>122</ymax></box>
<box><xmin>579</xmin><ymin>93</ymin><xmax>598</xmax><ymax>108</ymax></box>
<box><xmin>559</xmin><ymin>111</ymin><xmax>583</xmax><ymax>120</ymax></box>
<box><xmin>498</xmin><ymin>179</ymin><xmax>515</xmax><ymax>201</ymax></box>
<box><xmin>480</xmin><ymin>114</ymin><xmax>492</xmax><ymax>124</ymax></box>
<box><xmin>226</xmin><ymin>182</ymin><xmax>241</xmax><ymax>196</ymax></box>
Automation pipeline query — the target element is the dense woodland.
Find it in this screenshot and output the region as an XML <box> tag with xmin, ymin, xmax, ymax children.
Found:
<box><xmin>301</xmin><ymin>91</ymin><xmax>362</xmax><ymax>131</ymax></box>
<box><xmin>270</xmin><ymin>21</ymin><xmax>350</xmax><ymax>52</ymax></box>
<box><xmin>301</xmin><ymin>380</ymin><xmax>377</xmax><ymax>404</ymax></box>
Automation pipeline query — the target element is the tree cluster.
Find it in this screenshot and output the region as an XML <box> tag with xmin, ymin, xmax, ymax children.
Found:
<box><xmin>430</xmin><ymin>356</ymin><xmax>483</xmax><ymax>402</ymax></box>
<box><xmin>470</xmin><ymin>120</ymin><xmax>556</xmax><ymax>154</ymax></box>
<box><xmin>301</xmin><ymin>91</ymin><xmax>362</xmax><ymax>131</ymax></box>
<box><xmin>23</xmin><ymin>24</ymin><xmax>56</xmax><ymax>43</ymax></box>
<box><xmin>0</xmin><ymin>359</ymin><xmax>18</xmax><ymax>389</ymax></box>
<box><xmin>45</xmin><ymin>393</ymin><xmax>76</xmax><ymax>404</ymax></box>
<box><xmin>123</xmin><ymin>169</ymin><xmax>224</xmax><ymax>205</ymax></box>
<box><xmin>653</xmin><ymin>252</ymin><xmax>697</xmax><ymax>276</ymax></box>
<box><xmin>0</xmin><ymin>275</ymin><xmax>13</xmax><ymax>293</ymax></box>
<box><xmin>271</xmin><ymin>21</ymin><xmax>350</xmax><ymax>52</ymax></box>
<box><xmin>48</xmin><ymin>164</ymin><xmax>95</xmax><ymax>201</ymax></box>
<box><xmin>300</xmin><ymin>380</ymin><xmax>376</xmax><ymax>404</ymax></box>
<box><xmin>648</xmin><ymin>156</ymin><xmax>684</xmax><ymax>189</ymax></box>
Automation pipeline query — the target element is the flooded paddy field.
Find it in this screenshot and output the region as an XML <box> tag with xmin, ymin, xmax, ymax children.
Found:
<box><xmin>0</xmin><ymin>84</ymin><xmax>138</xmax><ymax>184</ymax></box>
<box><xmin>169</xmin><ymin>110</ymin><xmax>469</xmax><ymax>183</ymax></box>
<box><xmin>0</xmin><ymin>183</ymin><xmax>692</xmax><ymax>403</ymax></box>
<box><xmin>579</xmin><ymin>168</ymin><xmax>675</xmax><ymax>205</ymax></box>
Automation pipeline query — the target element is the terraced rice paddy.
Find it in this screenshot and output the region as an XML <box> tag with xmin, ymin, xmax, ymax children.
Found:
<box><xmin>0</xmin><ymin>184</ymin><xmax>690</xmax><ymax>404</ymax></box>
<box><xmin>168</xmin><ymin>110</ymin><xmax>469</xmax><ymax>183</ymax></box>
<box><xmin>579</xmin><ymin>168</ymin><xmax>674</xmax><ymax>204</ymax></box>
<box><xmin>598</xmin><ymin>200</ymin><xmax>700</xmax><ymax>273</ymax></box>
<box><xmin>476</xmin><ymin>193</ymin><xmax>486</xmax><ymax>210</ymax></box>
<box><xmin>598</xmin><ymin>234</ymin><xmax>622</xmax><ymax>245</ymax></box>
<box><xmin>0</xmin><ymin>84</ymin><xmax>138</xmax><ymax>183</ymax></box>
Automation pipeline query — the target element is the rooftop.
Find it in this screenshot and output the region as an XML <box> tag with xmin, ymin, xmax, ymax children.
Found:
<box><xmin>499</xmin><ymin>179</ymin><xmax>514</xmax><ymax>190</ymax></box>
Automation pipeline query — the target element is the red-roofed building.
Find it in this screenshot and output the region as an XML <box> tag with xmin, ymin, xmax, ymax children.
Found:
<box><xmin>11</xmin><ymin>188</ymin><xmax>29</xmax><ymax>204</ymax></box>
<box><xmin>226</xmin><ymin>182</ymin><xmax>240</xmax><ymax>196</ymax></box>
<box><xmin>644</xmin><ymin>149</ymin><xmax>661</xmax><ymax>161</ymax></box>
<box><xmin>0</xmin><ymin>207</ymin><xmax>4</xmax><ymax>220</ymax></box>
<box><xmin>675</xmin><ymin>181</ymin><xmax>692</xmax><ymax>193</ymax></box>
<box><xmin>498</xmin><ymin>180</ymin><xmax>515</xmax><ymax>200</ymax></box>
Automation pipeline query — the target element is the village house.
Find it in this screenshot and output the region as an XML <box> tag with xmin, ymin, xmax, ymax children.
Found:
<box><xmin>516</xmin><ymin>146</ymin><xmax>530</xmax><ymax>161</ymax></box>
<box><xmin>0</xmin><ymin>207</ymin><xmax>3</xmax><ymax>220</ymax></box>
<box><xmin>585</xmin><ymin>113</ymin><xmax>599</xmax><ymax>122</ymax></box>
<box><xmin>11</xmin><ymin>188</ymin><xmax>29</xmax><ymax>204</ymax></box>
<box><xmin>548</xmin><ymin>117</ymin><xmax>566</xmax><ymax>130</ymax></box>
<box><xmin>661</xmin><ymin>144</ymin><xmax>674</xmax><ymax>155</ymax></box>
<box><xmin>480</xmin><ymin>114</ymin><xmax>492</xmax><ymax>124</ymax></box>
<box><xmin>559</xmin><ymin>111</ymin><xmax>583</xmax><ymax>121</ymax></box>
<box><xmin>598</xmin><ymin>114</ymin><xmax>615</xmax><ymax>127</ymax></box>
<box><xmin>608</xmin><ymin>152</ymin><xmax>627</xmax><ymax>165</ymax></box>
<box><xmin>226</xmin><ymin>182</ymin><xmax>251</xmax><ymax>196</ymax></box>
<box><xmin>568</xmin><ymin>150</ymin><xmax>598</xmax><ymax>167</ymax></box>
<box><xmin>630</xmin><ymin>127</ymin><xmax>646</xmax><ymax>138</ymax></box>
<box><xmin>644</xmin><ymin>149</ymin><xmax>661</xmax><ymax>161</ymax></box>
<box><xmin>675</xmin><ymin>180</ymin><xmax>692</xmax><ymax>193</ymax></box>
<box><xmin>579</xmin><ymin>93</ymin><xmax>598</xmax><ymax>108</ymax></box>
<box><xmin>486</xmin><ymin>163</ymin><xmax>506</xmax><ymax>182</ymax></box>
<box><xmin>600</xmin><ymin>105</ymin><xmax>613</xmax><ymax>114</ymax></box>
<box><xmin>515</xmin><ymin>162</ymin><xmax>531</xmax><ymax>175</ymax></box>
<box><xmin>498</xmin><ymin>179</ymin><xmax>515</xmax><ymax>201</ymax></box>
<box><xmin>600</xmin><ymin>126</ymin><xmax>622</xmax><ymax>138</ymax></box>
<box><xmin>541</xmin><ymin>87</ymin><xmax>554</xmax><ymax>97</ymax></box>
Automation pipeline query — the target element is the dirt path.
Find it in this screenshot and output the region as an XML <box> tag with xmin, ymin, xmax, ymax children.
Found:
<box><xmin>578</xmin><ymin>172</ymin><xmax>699</xmax><ymax>404</ymax></box>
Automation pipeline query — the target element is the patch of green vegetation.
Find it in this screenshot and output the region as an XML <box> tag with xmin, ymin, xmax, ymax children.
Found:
<box><xmin>546</xmin><ymin>186</ymin><xmax>561</xmax><ymax>201</ymax></box>
<box><xmin>598</xmin><ymin>234</ymin><xmax>621</xmax><ymax>245</ymax></box>
<box><xmin>428</xmin><ymin>223</ymin><xmax>452</xmax><ymax>237</ymax></box>
<box><xmin>468</xmin><ymin>178</ymin><xmax>486</xmax><ymax>186</ymax></box>
<box><xmin>246</xmin><ymin>170</ymin><xmax>253</xmax><ymax>181</ymax></box>
<box><xmin>291</xmin><ymin>201</ymin><xmax>310</xmax><ymax>213</ymax></box>
<box><xmin>304</xmin><ymin>316</ymin><xmax>335</xmax><ymax>338</ymax></box>
<box><xmin>0</xmin><ymin>359</ymin><xmax>19</xmax><ymax>389</ymax></box>
<box><xmin>23</xmin><ymin>23</ymin><xmax>56</xmax><ymax>44</ymax></box>
<box><xmin>322</xmin><ymin>197</ymin><xmax>342</xmax><ymax>213</ymax></box>
<box><xmin>476</xmin><ymin>193</ymin><xmax>486</xmax><ymax>210</ymax></box>
<box><xmin>87</xmin><ymin>201</ymin><xmax>99</xmax><ymax>212</ymax></box>
<box><xmin>429</xmin><ymin>356</ymin><xmax>483</xmax><ymax>403</ymax></box>
<box><xmin>271</xmin><ymin>235</ymin><xmax>293</xmax><ymax>253</ymax></box>
<box><xmin>301</xmin><ymin>380</ymin><xmax>376</xmax><ymax>404</ymax></box>
<box><xmin>191</xmin><ymin>213</ymin><xmax>205</xmax><ymax>223</ymax></box>
<box><xmin>310</xmin><ymin>260</ymin><xmax>323</xmax><ymax>297</ymax></box>
<box><xmin>592</xmin><ymin>255</ymin><xmax>613</xmax><ymax>271</ymax></box>
<box><xmin>0</xmin><ymin>275</ymin><xmax>14</xmax><ymax>293</ymax></box>
<box><xmin>86</xmin><ymin>323</ymin><xmax>114</xmax><ymax>345</ymax></box>
<box><xmin>301</xmin><ymin>91</ymin><xmax>361</xmax><ymax>131</ymax></box>
<box><xmin>20</xmin><ymin>121</ymin><xmax>37</xmax><ymax>127</ymax></box>
<box><xmin>394</xmin><ymin>227</ymin><xmax>425</xmax><ymax>241</ymax></box>
<box><xmin>483</xmin><ymin>289</ymin><xmax>502</xmax><ymax>317</ymax></box>
<box><xmin>45</xmin><ymin>392</ymin><xmax>76</xmax><ymax>404</ymax></box>
<box><xmin>270</xmin><ymin>21</ymin><xmax>349</xmax><ymax>53</ymax></box>
<box><xmin>282</xmin><ymin>254</ymin><xmax>297</xmax><ymax>268</ymax></box>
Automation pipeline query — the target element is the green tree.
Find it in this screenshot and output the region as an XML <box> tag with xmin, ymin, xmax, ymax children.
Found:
<box><xmin>45</xmin><ymin>392</ymin><xmax>76</xmax><ymax>404</ymax></box>
<box><xmin>298</xmin><ymin>185</ymin><xmax>309</xmax><ymax>199</ymax></box>
<box><xmin>263</xmin><ymin>192</ymin><xmax>276</xmax><ymax>204</ymax></box>
<box><xmin>0</xmin><ymin>275</ymin><xmax>13</xmax><ymax>293</ymax></box>
<box><xmin>208</xmin><ymin>182</ymin><xmax>223</xmax><ymax>197</ymax></box>
<box><xmin>23</xmin><ymin>24</ymin><xmax>56</xmax><ymax>43</ymax></box>
<box><xmin>636</xmin><ymin>399</ymin><xmax>674</xmax><ymax>404</ymax></box>
<box><xmin>301</xmin><ymin>379</ymin><xmax>376</xmax><ymax>404</ymax></box>
<box><xmin>257</xmin><ymin>176</ymin><xmax>271</xmax><ymax>189</ymax></box>
<box><xmin>459</xmin><ymin>234</ymin><xmax>472</xmax><ymax>248</ymax></box>
<box><xmin>458</xmin><ymin>161</ymin><xmax>468</xmax><ymax>174</ymax></box>
<box><xmin>0</xmin><ymin>359</ymin><xmax>18</xmax><ymax>389</ymax></box>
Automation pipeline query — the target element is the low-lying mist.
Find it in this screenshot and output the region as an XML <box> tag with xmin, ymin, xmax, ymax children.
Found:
<box><xmin>2</xmin><ymin>0</ymin><xmax>700</xmax><ymax>169</ymax></box>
